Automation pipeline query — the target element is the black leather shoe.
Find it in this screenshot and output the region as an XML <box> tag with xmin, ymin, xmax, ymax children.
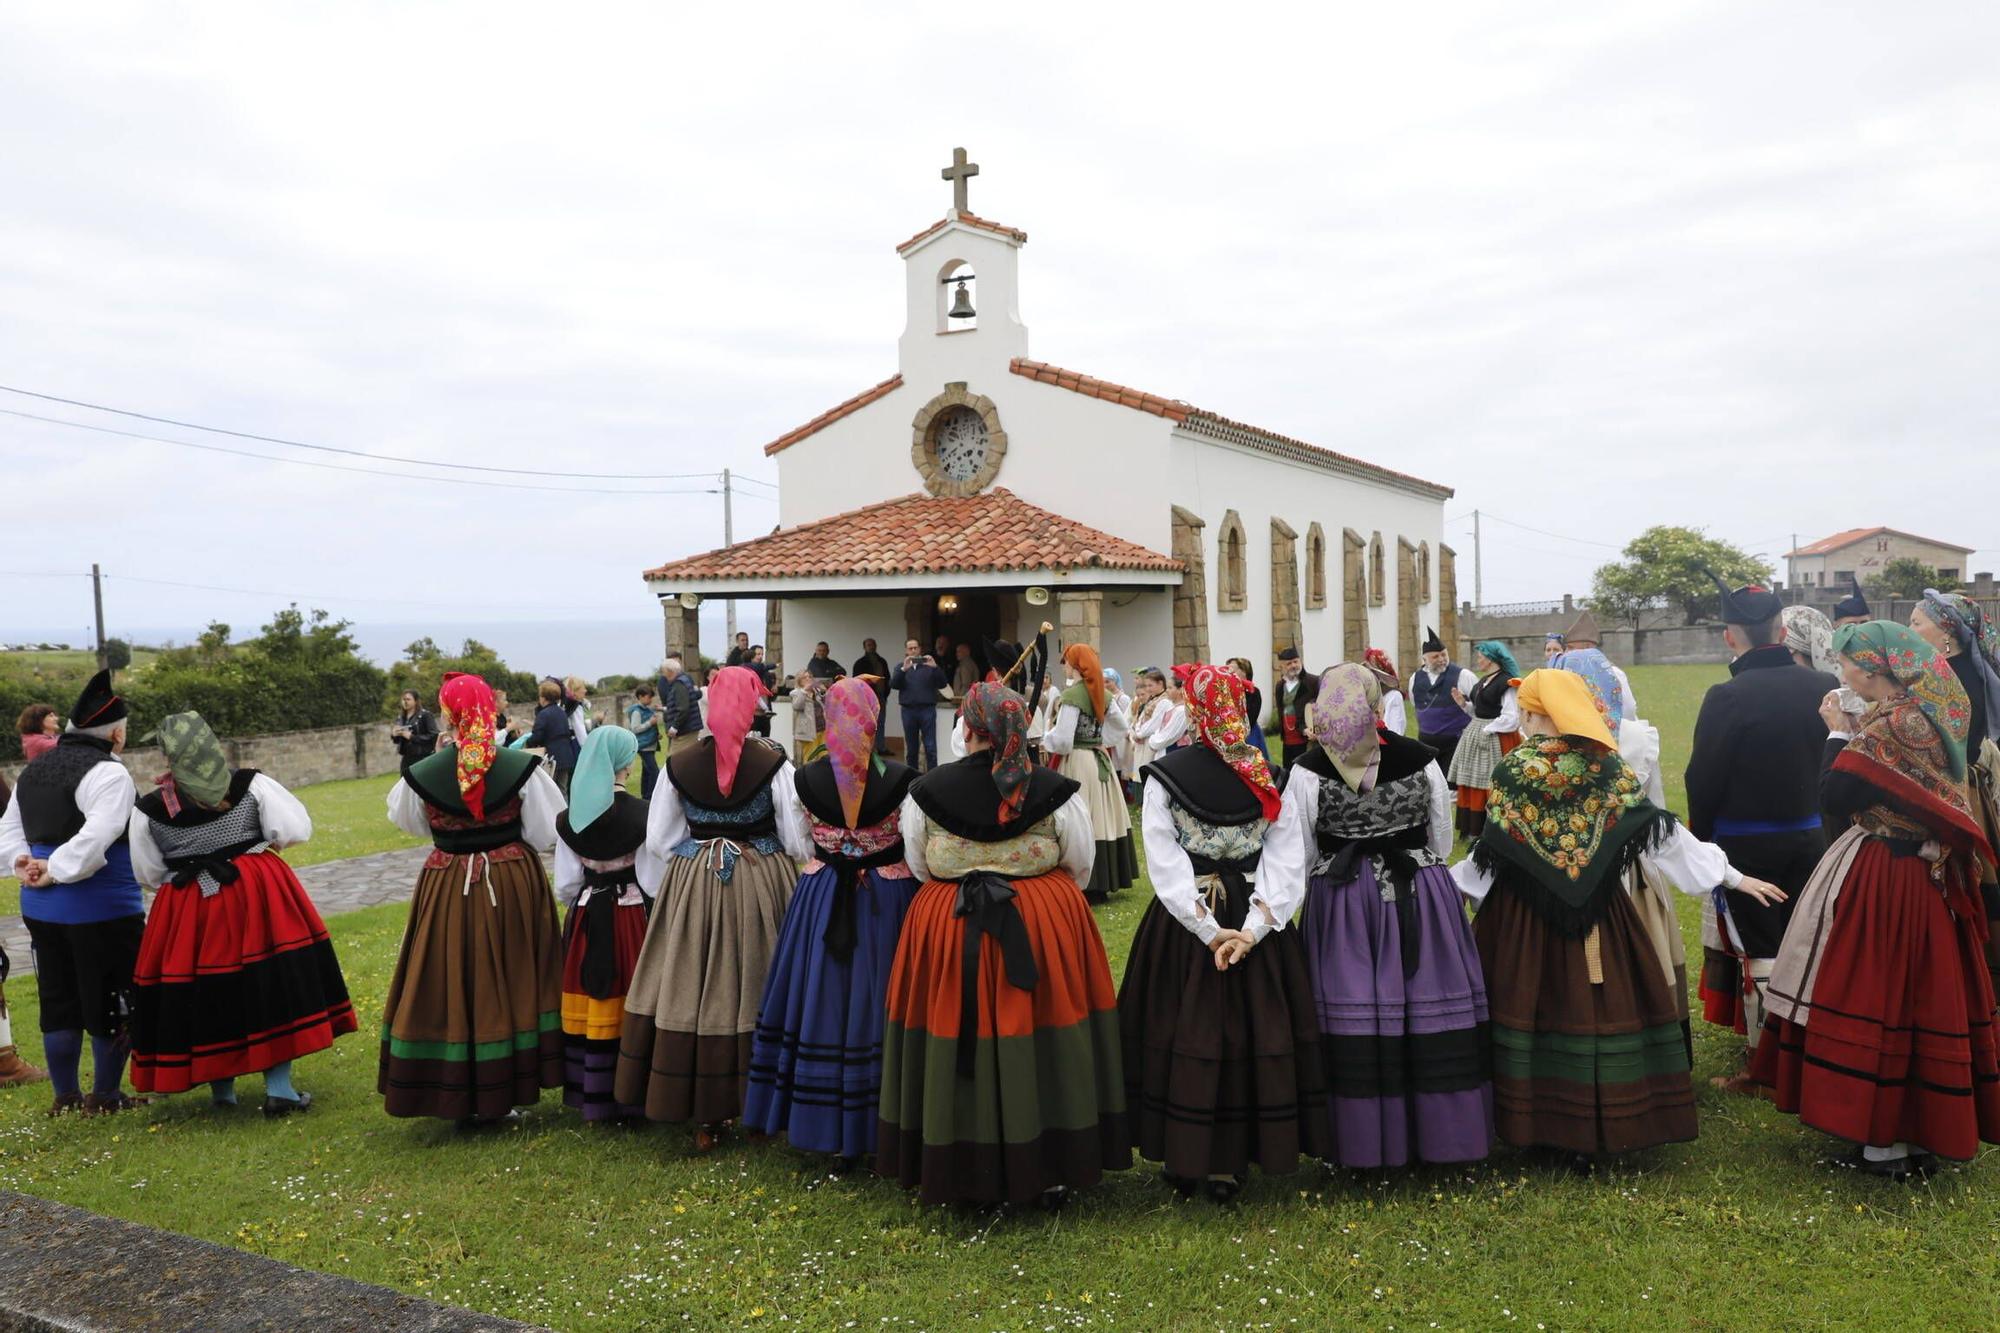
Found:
<box><xmin>1205</xmin><ymin>1176</ymin><xmax>1243</xmax><ymax>1205</ymax></box>
<box><xmin>263</xmin><ymin>1091</ymin><xmax>313</xmax><ymax>1118</ymax></box>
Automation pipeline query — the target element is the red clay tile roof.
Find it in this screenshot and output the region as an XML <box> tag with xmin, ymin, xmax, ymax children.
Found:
<box><xmin>1008</xmin><ymin>359</ymin><xmax>1453</xmax><ymax>499</ymax></box>
<box><xmin>761</xmin><ymin>374</ymin><xmax>903</xmax><ymax>457</ymax></box>
<box><xmin>643</xmin><ymin>488</ymin><xmax>1180</xmax><ymax>583</ymax></box>
<box><xmin>1788</xmin><ymin>526</ymin><xmax>1975</xmax><ymax>557</ymax></box>
<box><xmin>895</xmin><ymin>211</ymin><xmax>1030</xmax><ymax>254</ymax></box>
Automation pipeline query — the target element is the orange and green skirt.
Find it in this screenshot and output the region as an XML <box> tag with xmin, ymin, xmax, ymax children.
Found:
<box><xmin>876</xmin><ymin>870</ymin><xmax>1131</xmax><ymax>1204</ymax></box>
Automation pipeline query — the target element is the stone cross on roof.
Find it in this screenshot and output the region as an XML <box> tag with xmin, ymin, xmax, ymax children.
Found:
<box><xmin>941</xmin><ymin>147</ymin><xmax>979</xmax><ymax>214</ymax></box>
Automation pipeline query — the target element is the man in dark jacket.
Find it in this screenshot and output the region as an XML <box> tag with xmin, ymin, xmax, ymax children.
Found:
<box><xmin>1685</xmin><ymin>577</ymin><xmax>1839</xmax><ymax>1090</ymax></box>
<box><xmin>656</xmin><ymin>659</ymin><xmax>702</xmax><ymax>756</ymax></box>
<box><xmin>805</xmin><ymin>641</ymin><xmax>841</xmax><ymax>682</ymax></box>
<box><xmin>530</xmin><ymin>678</ymin><xmax>581</xmax><ymax>797</ymax></box>
<box><xmin>1266</xmin><ymin>647</ymin><xmax>1320</xmax><ymax>769</ymax></box>
<box><xmin>888</xmin><ymin>637</ymin><xmax>950</xmax><ymax>773</ymax></box>
<box><xmin>853</xmin><ymin>638</ymin><xmax>892</xmax><ymax>751</ymax></box>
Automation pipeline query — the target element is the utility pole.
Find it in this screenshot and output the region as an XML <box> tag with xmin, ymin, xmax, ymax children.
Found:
<box><xmin>91</xmin><ymin>563</ymin><xmax>108</xmax><ymax>670</ymax></box>
<box><xmin>1472</xmin><ymin>510</ymin><xmax>1483</xmax><ymax>612</ymax></box>
<box><xmin>721</xmin><ymin>468</ymin><xmax>737</xmax><ymax>644</ymax></box>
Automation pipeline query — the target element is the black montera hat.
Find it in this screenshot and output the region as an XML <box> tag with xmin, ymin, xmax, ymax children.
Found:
<box><xmin>1832</xmin><ymin>575</ymin><xmax>1870</xmax><ymax>621</ymax></box>
<box><xmin>1707</xmin><ymin>570</ymin><xmax>1784</xmax><ymax>626</ymax></box>
<box><xmin>70</xmin><ymin>668</ymin><xmax>127</xmax><ymax>728</ymax></box>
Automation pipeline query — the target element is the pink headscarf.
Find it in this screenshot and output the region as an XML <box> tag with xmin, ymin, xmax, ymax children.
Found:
<box><xmin>705</xmin><ymin>665</ymin><xmax>770</xmax><ymax>797</ymax></box>
<box><xmin>822</xmin><ymin>677</ymin><xmax>883</xmax><ymax>829</ymax></box>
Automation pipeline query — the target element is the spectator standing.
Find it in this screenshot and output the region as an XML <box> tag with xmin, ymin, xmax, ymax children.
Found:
<box><xmin>626</xmin><ymin>683</ymin><xmax>663</xmax><ymax>798</ymax></box>
<box><xmin>791</xmin><ymin>669</ymin><xmax>826</xmax><ymax>763</ymax></box>
<box><xmin>747</xmin><ymin>647</ymin><xmax>776</xmax><ymax>736</ymax></box>
<box><xmin>391</xmin><ymin>690</ymin><xmax>439</xmax><ymax>778</ymax></box>
<box><xmin>492</xmin><ymin>690</ymin><xmax>515</xmax><ymax>747</ymax></box>
<box><xmin>854</xmin><ymin>637</ymin><xmax>892</xmax><ymax>751</ymax></box>
<box><xmin>532</xmin><ymin>678</ymin><xmax>582</xmax><ymax>797</ymax></box>
<box><xmin>951</xmin><ymin>642</ymin><xmax>979</xmax><ymax>698</ymax></box>
<box><xmin>16</xmin><ymin>704</ymin><xmax>60</xmax><ymax>762</ymax></box>
<box><xmin>806</xmin><ymin>641</ymin><xmax>841</xmax><ymax>681</ymax></box>
<box><xmin>657</xmin><ymin>659</ymin><xmax>702</xmax><ymax>760</ymax></box>
<box><xmin>725</xmin><ymin>632</ymin><xmax>752</xmax><ymax>666</ymax></box>
<box><xmin>889</xmin><ymin>638</ymin><xmax>949</xmax><ymax>772</ymax></box>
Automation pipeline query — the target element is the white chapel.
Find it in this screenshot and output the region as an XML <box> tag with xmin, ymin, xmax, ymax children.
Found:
<box><xmin>644</xmin><ymin>151</ymin><xmax>1456</xmax><ymax>746</ymax></box>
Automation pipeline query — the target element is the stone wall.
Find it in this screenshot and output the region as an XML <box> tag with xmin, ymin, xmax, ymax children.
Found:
<box><xmin>1268</xmin><ymin>517</ymin><xmax>1300</xmax><ymax>664</ymax></box>
<box><xmin>1059</xmin><ymin>588</ymin><xmax>1104</xmax><ymax>655</ymax></box>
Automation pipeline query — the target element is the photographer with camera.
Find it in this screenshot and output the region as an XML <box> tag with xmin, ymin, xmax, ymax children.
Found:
<box><xmin>888</xmin><ymin>637</ymin><xmax>949</xmax><ymax>772</ymax></box>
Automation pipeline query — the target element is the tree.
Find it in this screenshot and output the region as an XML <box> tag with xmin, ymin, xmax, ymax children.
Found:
<box><xmin>383</xmin><ymin>638</ymin><xmax>537</xmax><ymax>715</ymax></box>
<box><xmin>1590</xmin><ymin>526</ymin><xmax>1774</xmax><ymax>626</ymax></box>
<box><xmin>103</xmin><ymin>638</ymin><xmax>133</xmax><ymax>671</ymax></box>
<box><xmin>1871</xmin><ymin>557</ymin><xmax>1941</xmax><ymax>599</ymax></box>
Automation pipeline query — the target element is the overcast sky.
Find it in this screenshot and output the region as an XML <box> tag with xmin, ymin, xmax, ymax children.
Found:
<box><xmin>4</xmin><ymin>2</ymin><xmax>1996</xmax><ymax>656</ymax></box>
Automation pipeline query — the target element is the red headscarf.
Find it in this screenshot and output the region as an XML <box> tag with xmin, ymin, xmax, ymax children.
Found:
<box><xmin>1063</xmin><ymin>642</ymin><xmax>1107</xmax><ymax>720</ymax></box>
<box><xmin>705</xmin><ymin>665</ymin><xmax>769</xmax><ymax>797</ymax></box>
<box><xmin>438</xmin><ymin>672</ymin><xmax>497</xmax><ymax>820</ymax></box>
<box><xmin>1182</xmin><ymin>663</ymin><xmax>1282</xmax><ymax>821</ymax></box>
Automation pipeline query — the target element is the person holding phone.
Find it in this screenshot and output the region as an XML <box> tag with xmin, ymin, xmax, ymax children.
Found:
<box><xmin>888</xmin><ymin>639</ymin><xmax>949</xmax><ymax>773</ymax></box>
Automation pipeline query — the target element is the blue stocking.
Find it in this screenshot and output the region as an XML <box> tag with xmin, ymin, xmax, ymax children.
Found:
<box><xmin>263</xmin><ymin>1061</ymin><xmax>297</xmax><ymax>1102</ymax></box>
<box><xmin>210</xmin><ymin>1078</ymin><xmax>238</xmax><ymax>1106</ymax></box>
<box><xmin>43</xmin><ymin>1028</ymin><xmax>82</xmax><ymax>1100</ymax></box>
<box><xmin>89</xmin><ymin>1033</ymin><xmax>128</xmax><ymax>1098</ymax></box>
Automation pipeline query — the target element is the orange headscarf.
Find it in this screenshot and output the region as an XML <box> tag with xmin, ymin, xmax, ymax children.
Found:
<box><xmin>1062</xmin><ymin>642</ymin><xmax>1107</xmax><ymax>720</ymax></box>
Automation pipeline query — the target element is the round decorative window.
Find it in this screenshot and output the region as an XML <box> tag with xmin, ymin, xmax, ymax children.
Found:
<box><xmin>911</xmin><ymin>385</ymin><xmax>1007</xmax><ymax>497</ymax></box>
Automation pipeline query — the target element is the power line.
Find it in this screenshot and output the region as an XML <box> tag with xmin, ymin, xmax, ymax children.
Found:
<box><xmin>1</xmin><ymin>408</ymin><xmax>732</xmax><ymax>496</ymax></box>
<box><xmin>0</xmin><ymin>382</ymin><xmax>754</xmax><ymax>482</ymax></box>
<box><xmin>98</xmin><ymin>570</ymin><xmax>637</xmax><ymax>615</ymax></box>
<box><xmin>1460</xmin><ymin>510</ymin><xmax>1623</xmax><ymax>550</ymax></box>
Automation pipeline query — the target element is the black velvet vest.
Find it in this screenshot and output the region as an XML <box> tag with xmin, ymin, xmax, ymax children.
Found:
<box><xmin>13</xmin><ymin>735</ymin><xmax>123</xmax><ymax>846</ymax></box>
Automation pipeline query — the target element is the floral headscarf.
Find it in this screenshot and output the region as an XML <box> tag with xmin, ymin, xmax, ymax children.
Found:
<box><xmin>1306</xmin><ymin>663</ymin><xmax>1382</xmax><ymax>792</ymax></box>
<box><xmin>1781</xmin><ymin>605</ymin><xmax>1836</xmax><ymax>675</ymax></box>
<box><xmin>1472</xmin><ymin>640</ymin><xmax>1522</xmax><ymax>681</ymax></box>
<box><xmin>438</xmin><ymin>672</ymin><xmax>497</xmax><ymax>820</ymax></box>
<box><xmin>1182</xmin><ymin>663</ymin><xmax>1282</xmax><ymax>820</ymax></box>
<box><xmin>1362</xmin><ymin>647</ymin><xmax>1399</xmax><ymax>693</ymax></box>
<box><xmin>705</xmin><ymin>665</ymin><xmax>770</xmax><ymax>797</ymax></box>
<box><xmin>822</xmin><ymin>677</ymin><xmax>884</xmax><ymax>830</ymax></box>
<box><xmin>1551</xmin><ymin>649</ymin><xmax>1624</xmax><ymax>740</ymax></box>
<box><xmin>964</xmin><ymin>681</ymin><xmax>1034</xmax><ymax>819</ymax></box>
<box><xmin>1062</xmin><ymin>642</ymin><xmax>1107</xmax><ymax>720</ymax></box>
<box><xmin>1922</xmin><ymin>589</ymin><xmax>2000</xmax><ymax>736</ymax></box>
<box><xmin>1835</xmin><ymin>621</ymin><xmax>1970</xmax><ymax>781</ymax></box>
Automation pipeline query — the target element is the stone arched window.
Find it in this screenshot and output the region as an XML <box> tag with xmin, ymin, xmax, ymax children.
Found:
<box><xmin>1218</xmin><ymin>510</ymin><xmax>1248</xmax><ymax>612</ymax></box>
<box><xmin>1418</xmin><ymin>541</ymin><xmax>1431</xmax><ymax>604</ymax></box>
<box><xmin>1304</xmin><ymin>523</ymin><xmax>1327</xmax><ymax>610</ymax></box>
<box><xmin>1369</xmin><ymin>531</ymin><xmax>1386</xmax><ymax>607</ymax></box>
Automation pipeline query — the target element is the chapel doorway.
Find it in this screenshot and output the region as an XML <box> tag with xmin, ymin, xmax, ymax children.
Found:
<box><xmin>906</xmin><ymin>591</ymin><xmax>1011</xmax><ymax>674</ymax></box>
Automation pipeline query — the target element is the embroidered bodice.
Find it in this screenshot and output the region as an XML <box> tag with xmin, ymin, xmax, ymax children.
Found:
<box><xmin>1165</xmin><ymin>800</ymin><xmax>1264</xmax><ymax>867</ymax></box>
<box><xmin>1311</xmin><ymin>768</ymin><xmax>1440</xmax><ymax>891</ymax></box>
<box><xmin>809</xmin><ymin>809</ymin><xmax>910</xmax><ymax>871</ymax></box>
<box><xmin>923</xmin><ymin>817</ymin><xmax>1062</xmax><ymax>879</ymax></box>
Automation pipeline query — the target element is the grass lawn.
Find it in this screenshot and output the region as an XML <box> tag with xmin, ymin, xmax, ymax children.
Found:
<box><xmin>2</xmin><ymin>665</ymin><xmax>1997</xmax><ymax>1329</ymax></box>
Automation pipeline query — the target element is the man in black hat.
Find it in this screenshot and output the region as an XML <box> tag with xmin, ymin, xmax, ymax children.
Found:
<box><xmin>1831</xmin><ymin>575</ymin><xmax>1870</xmax><ymax>629</ymax></box>
<box><xmin>1684</xmin><ymin>576</ymin><xmax>1837</xmax><ymax>1092</ymax></box>
<box><xmin>1409</xmin><ymin>628</ymin><xmax>1476</xmax><ymax>782</ymax></box>
<box><xmin>0</xmin><ymin>669</ymin><xmax>147</xmax><ymax>1115</ymax></box>
<box><xmin>1266</xmin><ymin>647</ymin><xmax>1320</xmax><ymax>768</ymax></box>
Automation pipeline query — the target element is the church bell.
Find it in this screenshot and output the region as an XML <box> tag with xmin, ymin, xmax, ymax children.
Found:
<box><xmin>946</xmin><ymin>279</ymin><xmax>976</xmax><ymax>320</ymax></box>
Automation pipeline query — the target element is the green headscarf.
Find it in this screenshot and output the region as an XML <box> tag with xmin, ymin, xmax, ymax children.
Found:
<box><xmin>568</xmin><ymin>725</ymin><xmax>639</xmax><ymax>831</ymax></box>
<box><xmin>1833</xmin><ymin>620</ymin><xmax>1971</xmax><ymax>782</ymax></box>
<box><xmin>1473</xmin><ymin>640</ymin><xmax>1522</xmax><ymax>681</ymax></box>
<box><xmin>153</xmin><ymin>711</ymin><xmax>232</xmax><ymax>808</ymax></box>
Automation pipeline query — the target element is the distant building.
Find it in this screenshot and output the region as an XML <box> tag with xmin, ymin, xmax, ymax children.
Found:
<box><xmin>1787</xmin><ymin>527</ymin><xmax>1976</xmax><ymax>589</ymax></box>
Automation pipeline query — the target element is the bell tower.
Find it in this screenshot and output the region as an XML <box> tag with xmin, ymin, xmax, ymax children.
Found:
<box><xmin>897</xmin><ymin>147</ymin><xmax>1029</xmax><ymax>388</ymax></box>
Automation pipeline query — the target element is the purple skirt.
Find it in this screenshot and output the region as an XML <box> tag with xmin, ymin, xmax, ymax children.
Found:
<box><xmin>1302</xmin><ymin>858</ymin><xmax>1494</xmax><ymax>1167</ymax></box>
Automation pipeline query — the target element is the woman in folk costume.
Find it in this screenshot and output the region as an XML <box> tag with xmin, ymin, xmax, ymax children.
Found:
<box><xmin>1223</xmin><ymin>658</ymin><xmax>1269</xmax><ymax>760</ymax></box>
<box><xmin>381</xmin><ymin>673</ymin><xmax>566</xmax><ymax>1123</ymax></box>
<box><xmin>1044</xmin><ymin>643</ymin><xmax>1136</xmax><ymax>901</ymax></box>
<box><xmin>616</xmin><ymin>665</ymin><xmax>810</xmax><ymax>1150</ymax></box>
<box><xmin>745</xmin><ymin>677</ymin><xmax>918</xmax><ymax>1164</ymax></box>
<box><xmin>1754</xmin><ymin>623</ymin><xmax>2000</xmax><ymax>1177</ymax></box>
<box><xmin>1449</xmin><ymin>670</ymin><xmax>1785</xmax><ymax>1158</ymax></box>
<box><xmin>553</xmin><ymin>725</ymin><xmax>660</xmax><ymax>1123</ymax></box>
<box><xmin>1444</xmin><ymin>641</ymin><xmax>1523</xmax><ymax>838</ymax></box>
<box><xmin>1363</xmin><ymin>648</ymin><xmax>1406</xmax><ymax>736</ymax></box>
<box><xmin>1910</xmin><ymin>589</ymin><xmax>2000</xmax><ymax>995</ymax></box>
<box><xmin>127</xmin><ymin>712</ymin><xmax>354</xmax><ymax>1114</ymax></box>
<box><xmin>877</xmin><ymin>682</ymin><xmax>1129</xmax><ymax>1207</ymax></box>
<box><xmin>1266</xmin><ymin>664</ymin><xmax>1492</xmax><ymax>1167</ymax></box>
<box><xmin>1119</xmin><ymin>664</ymin><xmax>1328</xmax><ymax>1200</ymax></box>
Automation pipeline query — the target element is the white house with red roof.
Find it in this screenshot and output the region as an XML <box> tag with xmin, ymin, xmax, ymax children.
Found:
<box><xmin>644</xmin><ymin>152</ymin><xmax>1455</xmax><ymax>745</ymax></box>
<box><xmin>1786</xmin><ymin>528</ymin><xmax>1976</xmax><ymax>590</ymax></box>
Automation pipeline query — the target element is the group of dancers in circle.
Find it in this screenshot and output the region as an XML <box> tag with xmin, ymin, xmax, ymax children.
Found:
<box><xmin>10</xmin><ymin>587</ymin><xmax>1997</xmax><ymax>1203</ymax></box>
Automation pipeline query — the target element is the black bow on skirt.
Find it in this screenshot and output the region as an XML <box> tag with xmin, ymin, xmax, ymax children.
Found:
<box><xmin>953</xmin><ymin>871</ymin><xmax>1040</xmax><ymax>1078</ymax></box>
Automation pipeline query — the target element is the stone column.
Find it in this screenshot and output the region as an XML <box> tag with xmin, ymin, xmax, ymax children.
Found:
<box><xmin>661</xmin><ymin>600</ymin><xmax>700</xmax><ymax>667</ymax></box>
<box><xmin>1439</xmin><ymin>545</ymin><xmax>1459</xmax><ymax>653</ymax></box>
<box><xmin>1170</xmin><ymin>506</ymin><xmax>1210</xmax><ymax>665</ymax></box>
<box><xmin>1341</xmin><ymin>529</ymin><xmax>1367</xmax><ymax>662</ymax></box>
<box><xmin>1269</xmin><ymin>517</ymin><xmax>1301</xmax><ymax>665</ymax></box>
<box><xmin>1396</xmin><ymin>537</ymin><xmax>1420</xmax><ymax>679</ymax></box>
<box><xmin>1058</xmin><ymin>588</ymin><xmax>1103</xmax><ymax>657</ymax></box>
<box><xmin>763</xmin><ymin>597</ymin><xmax>784</xmax><ymax>670</ymax></box>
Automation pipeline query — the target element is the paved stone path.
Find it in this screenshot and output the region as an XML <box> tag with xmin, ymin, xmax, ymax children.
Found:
<box><xmin>1</xmin><ymin>846</ymin><xmax>556</xmax><ymax>977</ymax></box>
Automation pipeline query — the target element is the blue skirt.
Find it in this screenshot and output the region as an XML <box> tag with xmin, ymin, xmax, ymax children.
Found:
<box><xmin>743</xmin><ymin>862</ymin><xmax>920</xmax><ymax>1156</ymax></box>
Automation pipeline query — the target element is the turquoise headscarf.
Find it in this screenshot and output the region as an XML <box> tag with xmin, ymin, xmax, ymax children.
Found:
<box><xmin>1473</xmin><ymin>640</ymin><xmax>1522</xmax><ymax>681</ymax></box>
<box><xmin>569</xmin><ymin>725</ymin><xmax>639</xmax><ymax>831</ymax></box>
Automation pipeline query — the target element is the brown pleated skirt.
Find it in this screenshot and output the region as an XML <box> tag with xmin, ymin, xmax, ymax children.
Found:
<box><xmin>378</xmin><ymin>848</ymin><xmax>564</xmax><ymax>1120</ymax></box>
<box><xmin>614</xmin><ymin>845</ymin><xmax>795</xmax><ymax>1124</ymax></box>
<box><xmin>1473</xmin><ymin>885</ymin><xmax>1697</xmax><ymax>1155</ymax></box>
